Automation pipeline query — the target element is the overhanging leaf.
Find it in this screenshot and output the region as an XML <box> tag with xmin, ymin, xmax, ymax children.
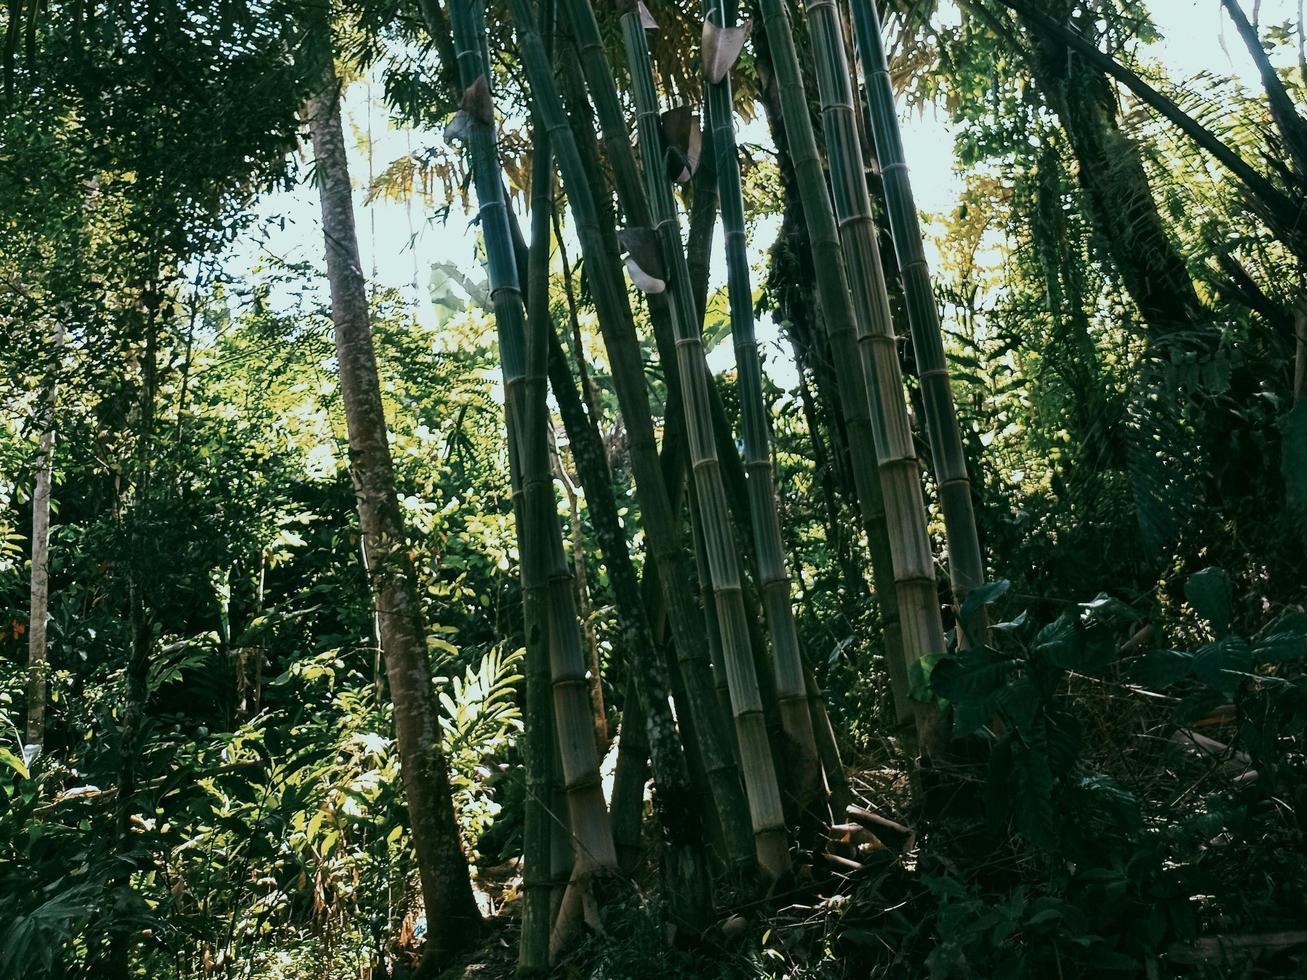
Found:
<box><xmin>1033</xmin><ymin>613</ymin><xmax>1085</xmax><ymax>671</ymax></box>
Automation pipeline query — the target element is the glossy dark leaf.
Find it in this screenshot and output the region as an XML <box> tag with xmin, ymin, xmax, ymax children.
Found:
<box><xmin>1185</xmin><ymin>567</ymin><xmax>1233</xmax><ymax>639</ymax></box>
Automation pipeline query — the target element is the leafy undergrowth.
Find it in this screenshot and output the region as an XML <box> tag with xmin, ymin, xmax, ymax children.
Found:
<box><xmin>450</xmin><ymin>569</ymin><xmax>1307</xmax><ymax>979</ymax></box>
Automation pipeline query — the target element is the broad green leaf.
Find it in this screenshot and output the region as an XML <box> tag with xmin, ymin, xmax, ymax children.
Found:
<box><xmin>1130</xmin><ymin>649</ymin><xmax>1194</xmax><ymax>688</ymax></box>
<box><xmin>1185</xmin><ymin>567</ymin><xmax>1233</xmax><ymax>639</ymax></box>
<box><xmin>932</xmin><ymin>648</ymin><xmax>1015</xmax><ymax>705</ymax></box>
<box><xmin>1281</xmin><ymin>399</ymin><xmax>1307</xmax><ymax>506</ymax></box>
<box><xmin>1255</xmin><ymin>611</ymin><xmax>1307</xmax><ymax>662</ymax></box>
<box><xmin>1033</xmin><ymin>613</ymin><xmax>1085</xmax><ymax>671</ymax></box>
<box><xmin>960</xmin><ymin>579</ymin><xmax>1011</xmax><ymax>637</ymax></box>
<box><xmin>0</xmin><ymin>747</ymin><xmax>29</xmax><ymax>780</ymax></box>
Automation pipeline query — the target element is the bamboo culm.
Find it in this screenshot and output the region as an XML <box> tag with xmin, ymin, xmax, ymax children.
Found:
<box><xmin>850</xmin><ymin>0</ymin><xmax>986</xmax><ymax>644</ymax></box>
<box><xmin>703</xmin><ymin>0</ymin><xmax>829</xmax><ymax>828</ymax></box>
<box><xmin>619</xmin><ymin>6</ymin><xmax>790</xmax><ymax>879</ymax></box>
<box><xmin>797</xmin><ymin>0</ymin><xmax>948</xmax><ymax>752</ymax></box>
<box><xmin>755</xmin><ymin>0</ymin><xmax>944</xmax><ymax>752</ymax></box>
<box><xmin>437</xmin><ymin>2</ymin><xmax>619</xmax><ymax>946</ymax></box>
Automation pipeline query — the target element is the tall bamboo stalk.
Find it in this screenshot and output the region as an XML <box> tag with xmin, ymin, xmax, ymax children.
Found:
<box><xmin>618</xmin><ymin>5</ymin><xmax>791</xmax><ymax>876</ymax></box>
<box><xmin>751</xmin><ymin>19</ymin><xmax>914</xmax><ymax>728</ymax></box>
<box><xmin>517</xmin><ymin>96</ymin><xmax>558</xmax><ymax>978</ymax></box>
<box><xmin>526</xmin><ymin>38</ymin><xmax>711</xmax><ymax>927</ymax></box>
<box><xmin>557</xmin><ymin>0</ymin><xmax>757</xmax><ymax>555</ymax></box>
<box><xmin>438</xmin><ymin>1</ymin><xmax>619</xmax><ymax>941</ymax></box>
<box><xmin>851</xmin><ymin>0</ymin><xmax>986</xmax><ymax>643</ymax></box>
<box><xmin>506</xmin><ymin>394</ymin><xmax>552</xmax><ymax>976</ymax></box>
<box><xmin>798</xmin><ymin>0</ymin><xmax>948</xmax><ymax>749</ymax></box>
<box><xmin>505</xmin><ymin>0</ymin><xmax>757</xmax><ymax>876</ymax></box>
<box><xmin>756</xmin><ymin>0</ymin><xmax>944</xmax><ymax>752</ymax></box>
<box><xmin>698</xmin><ymin>0</ymin><xmax>829</xmax><ymax>825</ymax></box>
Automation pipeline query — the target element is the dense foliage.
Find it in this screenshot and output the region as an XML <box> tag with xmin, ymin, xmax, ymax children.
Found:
<box><xmin>2</xmin><ymin>0</ymin><xmax>1305</xmax><ymax>977</ymax></box>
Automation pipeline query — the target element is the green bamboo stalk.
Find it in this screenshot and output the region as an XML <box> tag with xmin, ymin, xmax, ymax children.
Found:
<box><xmin>520</xmin><ymin>73</ymin><xmax>562</xmax><ymax>976</ymax></box>
<box><xmin>752</xmin><ymin>15</ymin><xmax>914</xmax><ymax>732</ymax></box>
<box><xmin>701</xmin><ymin>0</ymin><xmax>828</xmax><ymax>827</ymax></box>
<box><xmin>436</xmin><ymin>0</ymin><xmax>619</xmax><ymax>943</ymax></box>
<box><xmin>504</xmin><ymin>0</ymin><xmax>757</xmax><ymax>876</ymax></box>
<box><xmin>618</xmin><ymin>5</ymin><xmax>791</xmax><ymax>877</ymax></box>
<box><xmin>505</xmin><ymin>399</ymin><xmax>552</xmax><ymax>976</ymax></box>
<box><xmin>756</xmin><ymin>0</ymin><xmax>944</xmax><ymax>752</ymax></box>
<box><xmin>528</xmin><ymin>123</ymin><xmax>711</xmax><ymax>929</ymax></box>
<box><xmin>851</xmin><ymin>0</ymin><xmax>986</xmax><ymax>644</ymax></box>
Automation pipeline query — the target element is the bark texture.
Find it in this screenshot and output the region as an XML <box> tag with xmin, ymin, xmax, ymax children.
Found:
<box><xmin>303</xmin><ymin>24</ymin><xmax>480</xmax><ymax>967</ymax></box>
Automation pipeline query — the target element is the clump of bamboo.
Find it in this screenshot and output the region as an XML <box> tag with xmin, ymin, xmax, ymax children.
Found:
<box><xmin>851</xmin><ymin>0</ymin><xmax>986</xmax><ymax>644</ymax></box>
<box><xmin>617</xmin><ymin>2</ymin><xmax>791</xmax><ymax>877</ymax></box>
<box><xmin>507</xmin><ymin>0</ymin><xmax>758</xmax><ymax>876</ymax></box>
<box><xmin>755</xmin><ymin>0</ymin><xmax>946</xmax><ymax>752</ymax></box>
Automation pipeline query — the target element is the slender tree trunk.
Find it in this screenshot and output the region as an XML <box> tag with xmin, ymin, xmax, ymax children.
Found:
<box><xmin>1296</xmin><ymin>304</ymin><xmax>1307</xmax><ymax>403</ymax></box>
<box><xmin>302</xmin><ymin>21</ymin><xmax>480</xmax><ymax>970</ymax></box>
<box><xmin>25</xmin><ymin>320</ymin><xmax>65</xmax><ymax>755</ymax></box>
<box><xmin>1007</xmin><ymin>0</ymin><xmax>1218</xmax><ymax>342</ymax></box>
<box><xmin>1221</xmin><ymin>0</ymin><xmax>1307</xmax><ymax>179</ymax></box>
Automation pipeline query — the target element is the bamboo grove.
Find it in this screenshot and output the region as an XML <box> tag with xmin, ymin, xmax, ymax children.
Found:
<box><xmin>4</xmin><ymin>0</ymin><xmax>1307</xmax><ymax>977</ymax></box>
<box><xmin>424</xmin><ymin>0</ymin><xmax>985</xmax><ymax>959</ymax></box>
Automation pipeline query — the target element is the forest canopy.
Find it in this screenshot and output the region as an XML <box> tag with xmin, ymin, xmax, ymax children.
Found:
<box><xmin>1</xmin><ymin>0</ymin><xmax>1306</xmax><ymax>977</ymax></box>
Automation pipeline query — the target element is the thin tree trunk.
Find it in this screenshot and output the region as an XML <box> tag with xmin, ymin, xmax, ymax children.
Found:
<box><xmin>1221</xmin><ymin>0</ymin><xmax>1307</xmax><ymax>178</ymax></box>
<box><xmin>1013</xmin><ymin>1</ymin><xmax>1205</xmax><ymax>342</ymax></box>
<box><xmin>25</xmin><ymin>320</ymin><xmax>65</xmax><ymax>754</ymax></box>
<box><xmin>1296</xmin><ymin>304</ymin><xmax>1307</xmax><ymax>402</ymax></box>
<box><xmin>302</xmin><ymin>20</ymin><xmax>480</xmax><ymax>970</ymax></box>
